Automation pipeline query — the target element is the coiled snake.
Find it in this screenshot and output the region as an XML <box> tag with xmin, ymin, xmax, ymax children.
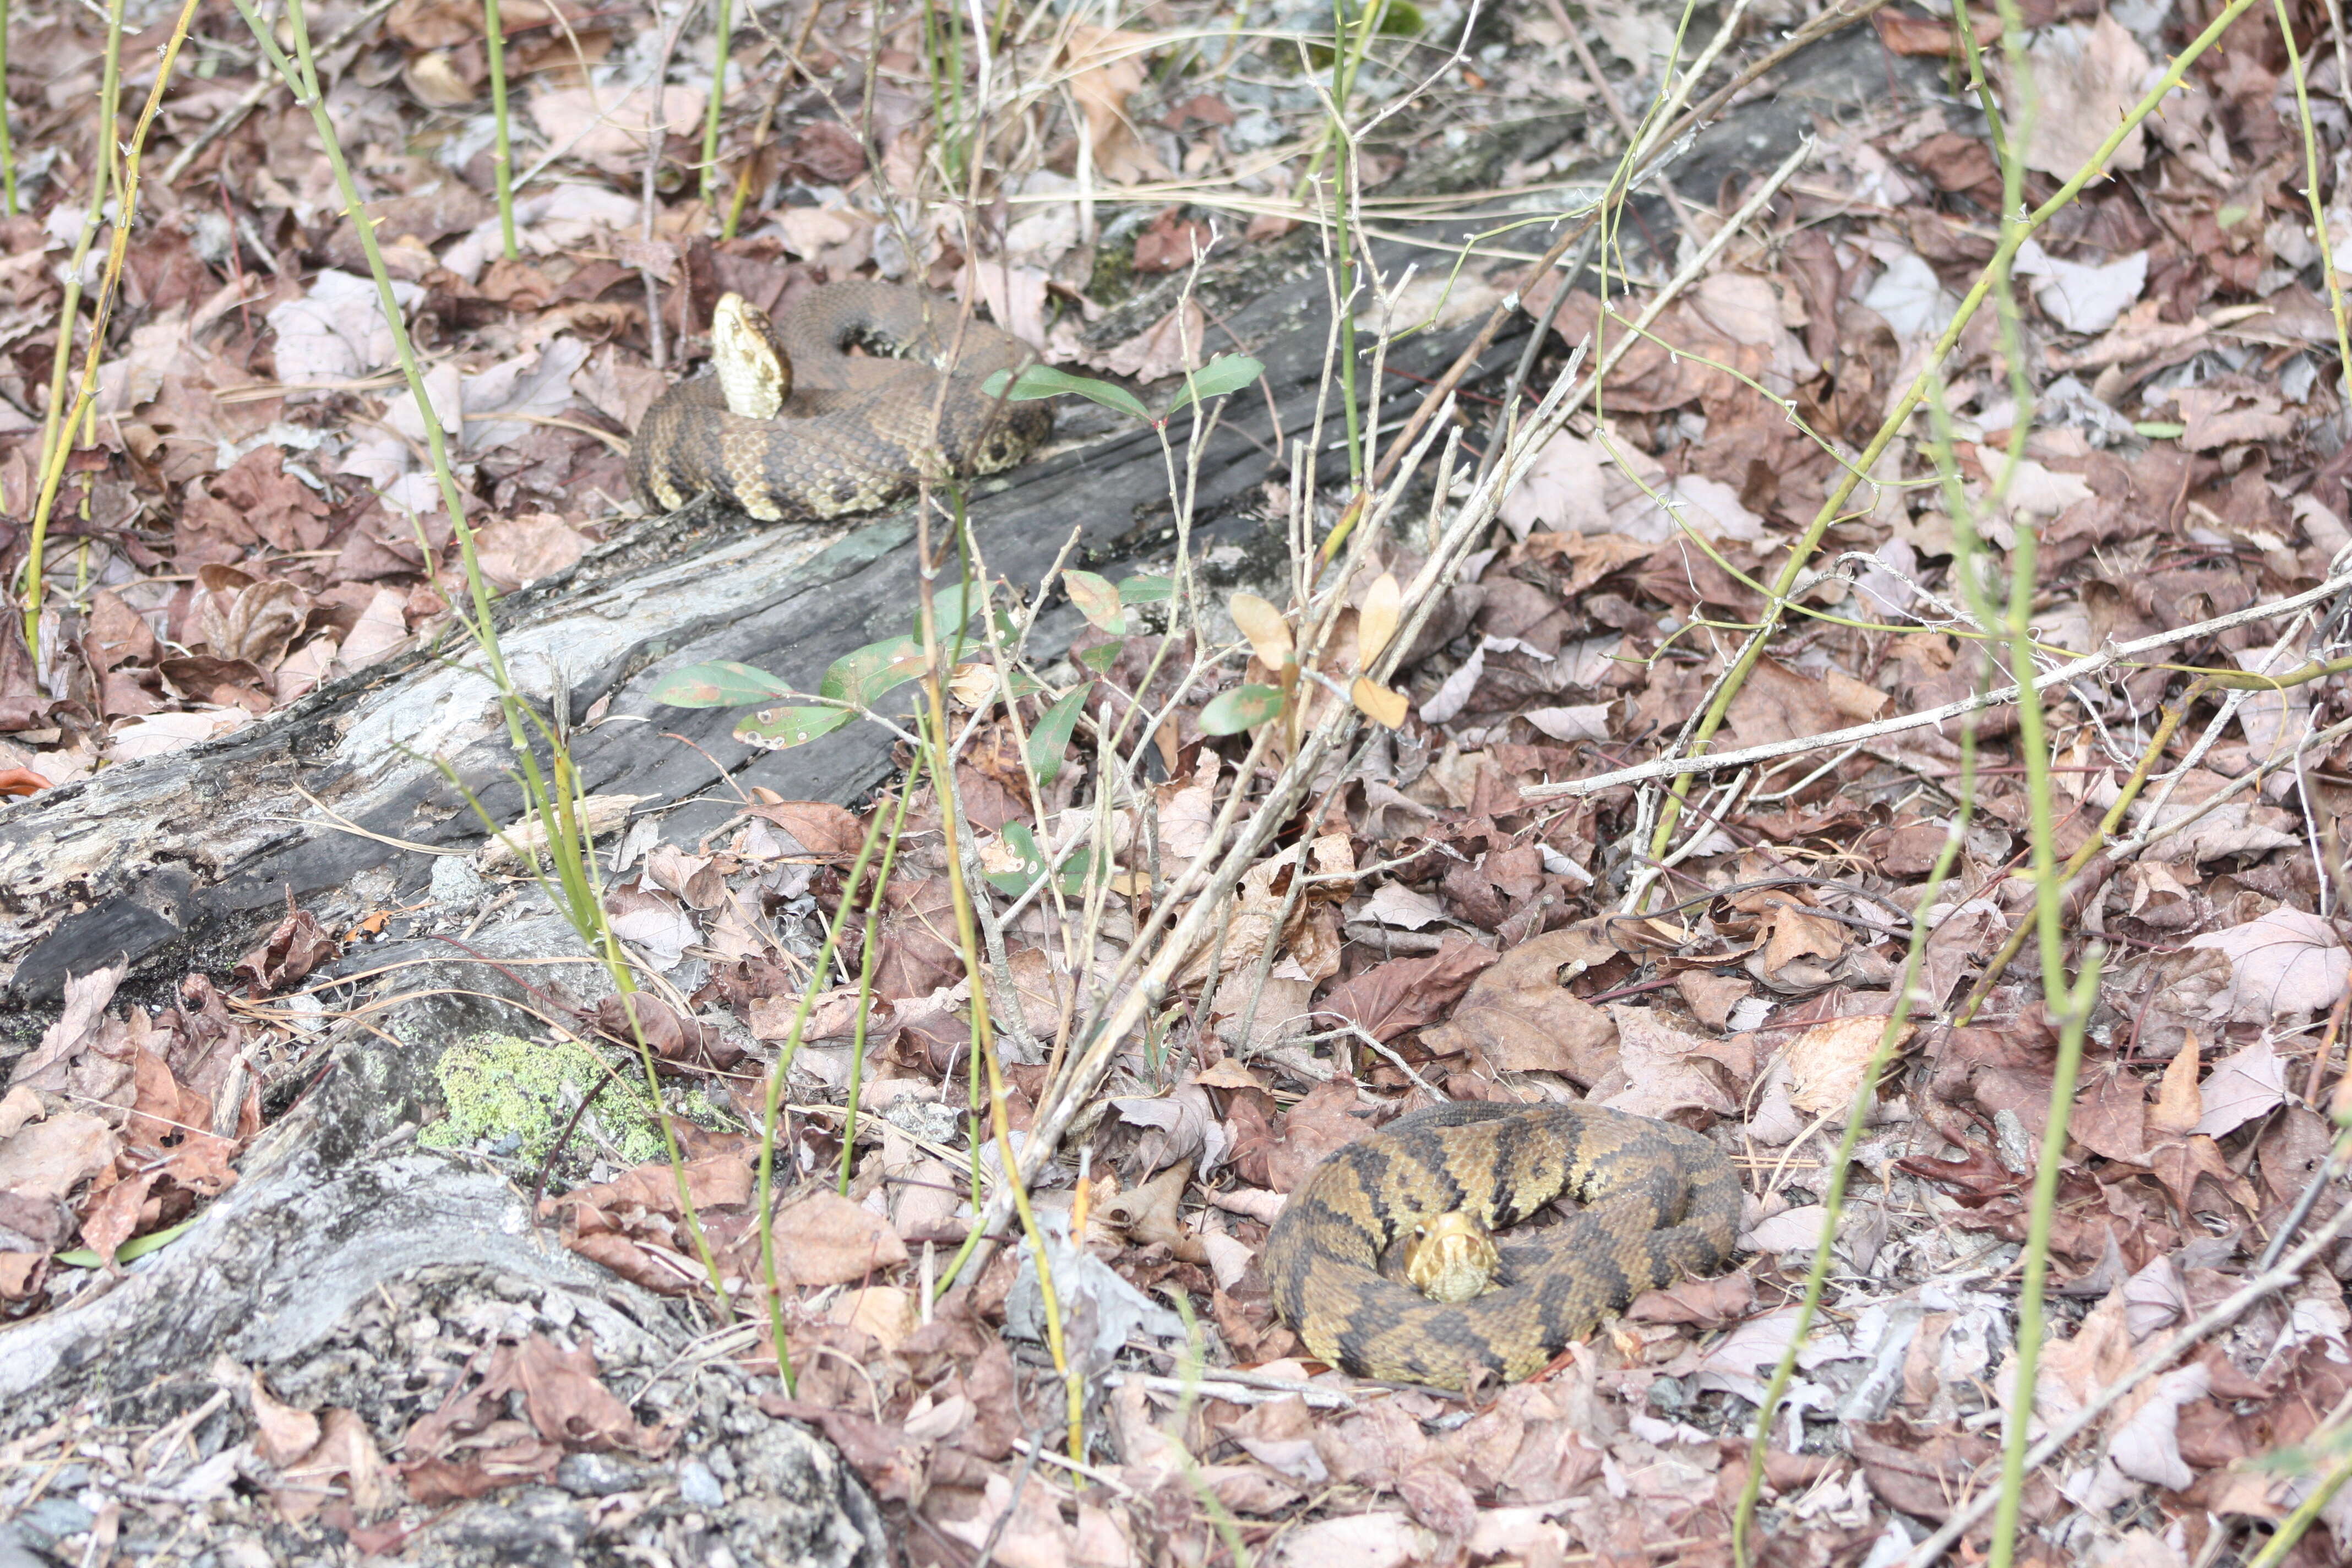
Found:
<box><xmin>629</xmin><ymin>280</ymin><xmax>1052</xmax><ymax>521</ymax></box>
<box><xmin>1263</xmin><ymin>1100</ymin><xmax>1743</xmax><ymax>1389</ymax></box>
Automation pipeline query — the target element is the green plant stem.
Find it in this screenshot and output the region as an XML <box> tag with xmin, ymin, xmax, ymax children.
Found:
<box><xmin>1640</xmin><ymin>0</ymin><xmax>2266</xmax><ymax>873</ymax></box>
<box><xmin>698</xmin><ymin>0</ymin><xmax>734</xmax><ymax>205</ymax></box>
<box><xmin>2244</xmin><ymin>1433</ymin><xmax>2352</xmax><ymax>1567</ymax></box>
<box><xmin>920</xmin><ymin>0</ymin><xmax>967</xmax><ymax>188</ymax></box>
<box><xmin>21</xmin><ymin>0</ymin><xmax>151</xmax><ymax>659</ymax></box>
<box><xmin>483</xmin><ymin>0</ymin><xmax>517</xmax><ymax>257</ymax></box>
<box><xmin>1921</xmin><ymin>294</ymin><xmax>2101</xmax><ymax>1568</ymax></box>
<box><xmin>1983</xmin><ymin>516</ymin><xmax>2105</xmax><ymax>1568</ymax></box>
<box><xmin>918</xmin><ymin>692</ymin><xmax>1083</xmax><ymax>1461</ymax></box>
<box><xmin>1975</xmin><ymin>36</ymin><xmax>2101</xmax><ymax>1524</ymax></box>
<box><xmin>908</xmin><ymin>494</ymin><xmax>1081</xmax><ymax>1464</ymax></box>
<box><xmin>232</xmin><ymin>0</ymin><xmax>739</xmax><ymax>1312</ymax></box>
<box><xmin>1730</xmin><ymin>705</ymin><xmax>1978</xmax><ymax>1567</ymax></box>
<box><xmin>227</xmin><ymin>0</ymin><xmax>495</xmax><ymax>688</ymax></box>
<box><xmin>1327</xmin><ymin>0</ymin><xmax>1366</xmax><ymax>493</ymax></box>
<box><xmin>1948</xmin><ymin>0</ymin><xmax>2011</xmax><ymax>170</ymax></box>
<box><xmin>839</xmin><ymin>785</ymin><xmax>916</xmax><ymax>1195</ymax></box>
<box><xmin>0</xmin><ymin>0</ymin><xmax>17</xmax><ymax>217</ymax></box>
<box><xmin>2276</xmin><ymin>0</ymin><xmax>2352</xmax><ymax>399</ymax></box>
<box><xmin>755</xmin><ymin>801</ymin><xmax>899</xmax><ymax>1396</ymax></box>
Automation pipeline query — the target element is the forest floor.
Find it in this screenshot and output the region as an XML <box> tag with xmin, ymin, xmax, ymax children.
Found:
<box><xmin>7</xmin><ymin>0</ymin><xmax>2352</xmax><ymax>1564</ymax></box>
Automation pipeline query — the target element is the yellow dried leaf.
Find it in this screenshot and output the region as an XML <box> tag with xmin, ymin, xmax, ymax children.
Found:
<box><xmin>1059</xmin><ymin>26</ymin><xmax>1170</xmax><ymax>184</ymax></box>
<box><xmin>2150</xmin><ymin>1032</ymin><xmax>2202</xmax><ymax>1139</ymax></box>
<box><xmin>1783</xmin><ymin>1015</ymin><xmax>1913</xmax><ymax>1117</ymax></box>
<box><xmin>1351</xmin><ymin>676</ymin><xmax>1408</xmax><ymax>728</ymax></box>
<box><xmin>1228</xmin><ymin>592</ymin><xmax>1293</xmax><ymax>668</ymax></box>
<box><xmin>1358</xmin><ymin>572</ymin><xmax>1402</xmax><ymax>665</ymax></box>
<box><xmin>948</xmin><ymin>662</ymin><xmax>998</xmax><ymax>709</ymax></box>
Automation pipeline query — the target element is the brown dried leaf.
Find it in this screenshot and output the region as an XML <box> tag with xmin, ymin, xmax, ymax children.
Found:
<box><xmin>2071</xmin><ymin>1062</ymin><xmax>2148</xmax><ymax>1163</ymax></box>
<box><xmin>744</xmin><ymin>798</ymin><xmax>865</xmax><ymax>857</ymax></box>
<box><xmin>2008</xmin><ymin>15</ymin><xmax>2148</xmax><ymax>181</ymax></box>
<box><xmin>529</xmin><ymin>84</ymin><xmax>705</xmax><ymax>163</ymax></box>
<box><xmin>1594</xmin><ymin>1006</ymin><xmax>1739</xmax><ymax>1118</ymax></box>
<box><xmin>2174</xmin><ymin>384</ymin><xmax>2295</xmax><ymax>451</ymax></box>
<box><xmin>871</xmin><ymin>877</ymin><xmax>961</xmax><ymax>1001</ymax></box>
<box><xmin>77</xmin><ymin>1168</ymin><xmax>159</xmax><ymax>1269</ymax></box>
<box><xmin>1316</xmin><ymin>939</ymin><xmax>1498</xmax><ymax>1044</ymax></box>
<box><xmin>234</xmin><ymin>904</ymin><xmax>340</xmax><ymax>994</ymax></box>
<box><xmin>1059</xmin><ymin>26</ymin><xmax>1169</xmax><ymax>184</ymax></box>
<box><xmin>1421</xmin><ymin>928</ymin><xmax>1620</xmax><ymax>1084</ymax></box>
<box><xmin>0</xmin><ymin>1113</ymin><xmax>119</xmax><ymax>1202</ymax></box>
<box><xmin>1263</xmin><ymin>1079</ymin><xmax>1378</xmax><ymax>1194</ymax></box>
<box><xmin>2185</xmin><ymin>908</ymin><xmax>2351</xmax><ymax>1020</ymax></box>
<box><xmin>1782</xmin><ymin>1015</ymin><xmax>1911</xmax><ymax>1117</ymax></box>
<box><xmin>475</xmin><ymin>513</ymin><xmax>588</xmax><ymax>594</ymax></box>
<box><xmin>250</xmin><ymin>1368</ymin><xmax>324</xmax><ymax>1468</ymax></box>
<box><xmin>770</xmin><ymin>1189</ymin><xmax>910</xmax><ymax>1286</ymax></box>
<box><xmin>275</xmin><ymin>1408</ymin><xmax>389</xmax><ymax>1523</ymax></box>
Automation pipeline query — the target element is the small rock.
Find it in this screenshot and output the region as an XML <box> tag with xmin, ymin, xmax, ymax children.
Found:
<box><xmin>12</xmin><ymin>1498</ymin><xmax>94</xmax><ymax>1549</ymax></box>
<box><xmin>429</xmin><ymin>853</ymin><xmax>488</xmax><ymax>910</ymax></box>
<box><xmin>882</xmin><ymin>1097</ymin><xmax>962</xmax><ymax>1146</ymax></box>
<box><xmin>556</xmin><ymin>1452</ymin><xmax>649</xmax><ymax>1497</ymax></box>
<box><xmin>1992</xmin><ymin>1109</ymin><xmax>2034</xmax><ymax>1175</ymax></box>
<box><xmin>678</xmin><ymin>1457</ymin><xmax>726</xmax><ymax>1509</ymax></box>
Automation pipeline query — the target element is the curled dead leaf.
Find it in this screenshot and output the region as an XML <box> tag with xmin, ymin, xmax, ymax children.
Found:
<box><xmin>1229</xmin><ymin>591</ymin><xmax>1293</xmax><ymax>668</ymax></box>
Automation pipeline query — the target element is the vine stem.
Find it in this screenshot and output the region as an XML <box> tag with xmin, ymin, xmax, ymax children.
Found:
<box><xmin>1638</xmin><ymin>0</ymin><xmax>2268</xmax><ymax>872</ymax></box>
<box><xmin>484</xmin><ymin>0</ymin><xmax>517</xmax><ymax>257</ymax></box>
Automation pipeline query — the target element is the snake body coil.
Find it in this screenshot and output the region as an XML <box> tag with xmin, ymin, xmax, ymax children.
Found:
<box><xmin>629</xmin><ymin>280</ymin><xmax>1051</xmax><ymax>521</ymax></box>
<box><xmin>1264</xmin><ymin>1101</ymin><xmax>1742</xmax><ymax>1389</ymax></box>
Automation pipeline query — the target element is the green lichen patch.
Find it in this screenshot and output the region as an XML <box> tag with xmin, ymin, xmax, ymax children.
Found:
<box><xmin>419</xmin><ymin>1032</ymin><xmax>668</xmax><ymax>1169</ymax></box>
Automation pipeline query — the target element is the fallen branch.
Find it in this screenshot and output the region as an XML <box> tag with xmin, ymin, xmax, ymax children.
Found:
<box><xmin>950</xmin><ymin>290</ymin><xmax>1602</xmax><ymax>1274</ymax></box>
<box><xmin>1898</xmin><ymin>1196</ymin><xmax>2352</xmax><ymax>1568</ymax></box>
<box><xmin>1525</xmin><ymin>562</ymin><xmax>2352</xmax><ymax>801</ymax></box>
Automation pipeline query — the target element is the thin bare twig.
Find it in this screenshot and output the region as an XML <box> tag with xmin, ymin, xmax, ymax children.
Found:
<box><xmin>1526</xmin><ymin>565</ymin><xmax>2352</xmax><ymax>799</ymax></box>
<box><xmin>160</xmin><ymin>0</ymin><xmax>400</xmax><ymax>184</ymax></box>
<box><xmin>1899</xmin><ymin>1196</ymin><xmax>2352</xmax><ymax>1567</ymax></box>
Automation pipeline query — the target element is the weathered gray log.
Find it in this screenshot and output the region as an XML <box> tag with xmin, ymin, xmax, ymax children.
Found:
<box><xmin>0</xmin><ymin>919</ymin><xmax>888</xmax><ymax>1568</ymax></box>
<box><xmin>0</xmin><ymin>18</ymin><xmax>1921</xmax><ymax>1029</ymax></box>
<box><xmin>0</xmin><ymin>222</ymin><xmax>1514</xmax><ymax>1027</ymax></box>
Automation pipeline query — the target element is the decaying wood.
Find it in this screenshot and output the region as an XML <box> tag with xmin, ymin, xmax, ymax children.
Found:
<box><xmin>0</xmin><ymin>224</ymin><xmax>1515</xmax><ymax>1027</ymax></box>
<box><xmin>0</xmin><ymin>919</ymin><xmax>890</xmax><ymax>1567</ymax></box>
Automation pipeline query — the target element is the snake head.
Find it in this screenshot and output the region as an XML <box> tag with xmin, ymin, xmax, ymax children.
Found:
<box><xmin>711</xmin><ymin>292</ymin><xmax>791</xmax><ymax>419</ymax></box>
<box><xmin>1403</xmin><ymin>1211</ymin><xmax>1501</xmax><ymax>1304</ymax></box>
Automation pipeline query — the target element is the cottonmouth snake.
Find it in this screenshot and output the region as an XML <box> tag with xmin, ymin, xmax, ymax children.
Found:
<box><xmin>629</xmin><ymin>280</ymin><xmax>1052</xmax><ymax>521</ymax></box>
<box><xmin>1263</xmin><ymin>1101</ymin><xmax>1743</xmax><ymax>1389</ymax></box>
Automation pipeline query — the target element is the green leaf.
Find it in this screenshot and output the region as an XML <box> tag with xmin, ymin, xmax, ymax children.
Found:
<box><xmin>1164</xmin><ymin>353</ymin><xmax>1265</xmax><ymax>416</ymax></box>
<box><xmin>1118</xmin><ymin>574</ymin><xmax>1174</xmax><ymax>605</ymax></box>
<box><xmin>652</xmin><ymin>660</ymin><xmax>797</xmax><ymax>709</ymax></box>
<box><xmin>1027</xmin><ymin>684</ymin><xmax>1091</xmax><ymax>787</ymax></box>
<box><xmin>1199</xmin><ymin>683</ymin><xmax>1286</xmax><ymax>735</ymax></box>
<box><xmin>821</xmin><ymin>635</ymin><xmax>927</xmax><ymax>708</ymax></box>
<box><xmin>1078</xmin><ymin>643</ymin><xmax>1123</xmax><ymax>674</ymax></box>
<box><xmin>2134</xmin><ymin>421</ymin><xmax>2186</xmax><ymax>439</ymax></box>
<box><xmin>982</xmin><ymin>821</ymin><xmax>1102</xmax><ymax>899</ymax></box>
<box><xmin>982</xmin><ymin>363</ymin><xmax>1151</xmax><ymax>422</ymax></box>
<box><xmin>929</xmin><ymin>581</ymin><xmax>988</xmax><ymax>638</ymax></box>
<box><xmin>735</xmin><ymin>704</ymin><xmax>854</xmax><ymax>749</ymax></box>
<box><xmin>1064</xmin><ymin>570</ymin><xmax>1126</xmax><ymax>634</ymax></box>
<box><xmin>55</xmin><ymin>1216</ymin><xmax>199</xmax><ymax>1269</ymax></box>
